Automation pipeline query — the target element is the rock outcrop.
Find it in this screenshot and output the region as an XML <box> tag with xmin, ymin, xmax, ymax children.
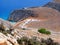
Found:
<box><xmin>0</xmin><ymin>18</ymin><xmax>13</xmax><ymax>30</ymax></box>
<box><xmin>8</xmin><ymin>9</ymin><xmax>36</xmax><ymax>22</ymax></box>
<box><xmin>0</xmin><ymin>18</ymin><xmax>19</xmax><ymax>45</ymax></box>
<box><xmin>0</xmin><ymin>39</ymin><xmax>7</xmax><ymax>45</ymax></box>
<box><xmin>0</xmin><ymin>32</ymin><xmax>19</xmax><ymax>45</ymax></box>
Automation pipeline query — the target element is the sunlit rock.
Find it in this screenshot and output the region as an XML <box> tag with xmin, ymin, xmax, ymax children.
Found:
<box><xmin>0</xmin><ymin>39</ymin><xmax>7</xmax><ymax>45</ymax></box>
<box><xmin>0</xmin><ymin>18</ymin><xmax>13</xmax><ymax>31</ymax></box>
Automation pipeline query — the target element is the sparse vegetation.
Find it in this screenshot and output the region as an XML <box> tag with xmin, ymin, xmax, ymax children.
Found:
<box><xmin>17</xmin><ymin>36</ymin><xmax>60</xmax><ymax>45</ymax></box>
<box><xmin>38</xmin><ymin>28</ymin><xmax>51</xmax><ymax>35</ymax></box>
<box><xmin>22</xmin><ymin>28</ymin><xmax>26</xmax><ymax>30</ymax></box>
<box><xmin>0</xmin><ymin>30</ymin><xmax>12</xmax><ymax>35</ymax></box>
<box><xmin>0</xmin><ymin>24</ymin><xmax>12</xmax><ymax>35</ymax></box>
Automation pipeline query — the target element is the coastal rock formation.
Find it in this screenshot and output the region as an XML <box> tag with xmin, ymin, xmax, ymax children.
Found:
<box><xmin>44</xmin><ymin>2</ymin><xmax>60</xmax><ymax>11</ymax></box>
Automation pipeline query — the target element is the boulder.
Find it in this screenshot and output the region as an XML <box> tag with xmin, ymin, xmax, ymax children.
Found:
<box><xmin>0</xmin><ymin>39</ymin><xmax>7</xmax><ymax>45</ymax></box>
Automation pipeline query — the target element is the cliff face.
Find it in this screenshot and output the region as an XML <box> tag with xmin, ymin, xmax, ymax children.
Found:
<box><xmin>44</xmin><ymin>2</ymin><xmax>60</xmax><ymax>11</ymax></box>
<box><xmin>8</xmin><ymin>9</ymin><xmax>36</xmax><ymax>22</ymax></box>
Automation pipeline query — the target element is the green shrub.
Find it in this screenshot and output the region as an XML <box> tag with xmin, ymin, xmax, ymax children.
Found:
<box><xmin>22</xmin><ymin>28</ymin><xmax>26</xmax><ymax>30</ymax></box>
<box><xmin>45</xmin><ymin>31</ymin><xmax>51</xmax><ymax>34</ymax></box>
<box><xmin>38</xmin><ymin>28</ymin><xmax>51</xmax><ymax>35</ymax></box>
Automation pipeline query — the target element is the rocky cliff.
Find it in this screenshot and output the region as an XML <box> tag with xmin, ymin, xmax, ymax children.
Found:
<box><xmin>8</xmin><ymin>9</ymin><xmax>36</xmax><ymax>22</ymax></box>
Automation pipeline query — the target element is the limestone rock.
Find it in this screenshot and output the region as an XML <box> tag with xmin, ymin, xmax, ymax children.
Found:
<box><xmin>0</xmin><ymin>18</ymin><xmax>13</xmax><ymax>30</ymax></box>
<box><xmin>0</xmin><ymin>39</ymin><xmax>7</xmax><ymax>45</ymax></box>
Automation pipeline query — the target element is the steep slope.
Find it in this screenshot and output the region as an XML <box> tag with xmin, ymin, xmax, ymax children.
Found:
<box><xmin>8</xmin><ymin>9</ymin><xmax>36</xmax><ymax>22</ymax></box>
<box><xmin>0</xmin><ymin>19</ymin><xmax>60</xmax><ymax>45</ymax></box>
<box><xmin>8</xmin><ymin>6</ymin><xmax>60</xmax><ymax>22</ymax></box>
<box><xmin>13</xmin><ymin>7</ymin><xmax>60</xmax><ymax>32</ymax></box>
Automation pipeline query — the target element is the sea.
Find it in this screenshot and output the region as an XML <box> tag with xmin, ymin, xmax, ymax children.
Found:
<box><xmin>0</xmin><ymin>0</ymin><xmax>51</xmax><ymax>20</ymax></box>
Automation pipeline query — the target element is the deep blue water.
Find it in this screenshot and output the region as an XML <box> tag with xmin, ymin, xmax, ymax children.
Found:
<box><xmin>0</xmin><ymin>0</ymin><xmax>51</xmax><ymax>20</ymax></box>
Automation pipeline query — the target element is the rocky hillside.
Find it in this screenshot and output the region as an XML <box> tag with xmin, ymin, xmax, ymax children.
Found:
<box><xmin>7</xmin><ymin>6</ymin><xmax>60</xmax><ymax>44</ymax></box>
<box><xmin>44</xmin><ymin>2</ymin><xmax>60</xmax><ymax>11</ymax></box>
<box><xmin>13</xmin><ymin>7</ymin><xmax>60</xmax><ymax>31</ymax></box>
<box><xmin>8</xmin><ymin>6</ymin><xmax>60</xmax><ymax>22</ymax></box>
<box><xmin>8</xmin><ymin>9</ymin><xmax>36</xmax><ymax>22</ymax></box>
<box><xmin>8</xmin><ymin>7</ymin><xmax>60</xmax><ymax>31</ymax></box>
<box><xmin>0</xmin><ymin>18</ymin><xmax>60</xmax><ymax>45</ymax></box>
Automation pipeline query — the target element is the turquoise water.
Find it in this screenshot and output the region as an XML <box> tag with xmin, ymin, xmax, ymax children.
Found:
<box><xmin>0</xmin><ymin>0</ymin><xmax>51</xmax><ymax>20</ymax></box>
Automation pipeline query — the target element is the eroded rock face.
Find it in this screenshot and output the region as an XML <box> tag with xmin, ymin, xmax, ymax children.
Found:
<box><xmin>8</xmin><ymin>9</ymin><xmax>36</xmax><ymax>22</ymax></box>
<box><xmin>0</xmin><ymin>39</ymin><xmax>7</xmax><ymax>45</ymax></box>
